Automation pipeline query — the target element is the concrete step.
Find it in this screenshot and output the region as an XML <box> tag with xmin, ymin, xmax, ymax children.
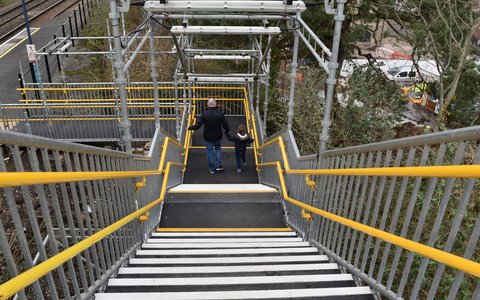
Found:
<box><xmin>96</xmin><ymin>287</ymin><xmax>374</xmax><ymax>299</ymax></box>
<box><xmin>97</xmin><ymin>231</ymin><xmax>373</xmax><ymax>299</ymax></box>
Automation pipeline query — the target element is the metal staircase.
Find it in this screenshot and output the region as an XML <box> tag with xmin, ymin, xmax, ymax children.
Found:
<box><xmin>96</xmin><ymin>229</ymin><xmax>374</xmax><ymax>299</ymax></box>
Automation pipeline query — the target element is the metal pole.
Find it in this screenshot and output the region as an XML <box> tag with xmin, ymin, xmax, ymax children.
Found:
<box><xmin>68</xmin><ymin>17</ymin><xmax>75</xmax><ymax>47</ymax></box>
<box><xmin>18</xmin><ymin>74</ymin><xmax>27</xmax><ymax>101</ymax></box>
<box><xmin>109</xmin><ymin>0</ymin><xmax>132</xmax><ymax>153</ymax></box>
<box><xmin>263</xmin><ymin>35</ymin><xmax>272</xmax><ymax>132</ymax></box>
<box><xmin>148</xmin><ymin>14</ymin><xmax>161</xmax><ymax>127</ymax></box>
<box><xmin>44</xmin><ymin>55</ymin><xmax>52</xmax><ymax>83</ymax></box>
<box><xmin>318</xmin><ymin>0</ymin><xmax>346</xmax><ymax>158</ymax></box>
<box><xmin>21</xmin><ymin>0</ymin><xmax>33</xmax><ymax>44</ymax></box>
<box><xmin>168</xmin><ymin>21</ymin><xmax>188</xmax><ymax>79</ymax></box>
<box><xmin>174</xmin><ymin>76</ymin><xmax>180</xmax><ymax>138</ymax></box>
<box><xmin>78</xmin><ymin>3</ymin><xmax>84</xmax><ymax>30</ymax></box>
<box><xmin>287</xmin><ymin>23</ymin><xmax>300</xmax><ymax>131</ymax></box>
<box><xmin>255</xmin><ymin>35</ymin><xmax>262</xmax><ymax>114</ymax></box>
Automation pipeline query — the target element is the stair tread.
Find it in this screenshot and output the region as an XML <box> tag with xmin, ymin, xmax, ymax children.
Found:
<box><xmin>141</xmin><ymin>242</ymin><xmax>310</xmax><ymax>249</ymax></box>
<box><xmin>152</xmin><ymin>231</ymin><xmax>295</xmax><ymax>236</ymax></box>
<box><xmin>147</xmin><ymin>238</ymin><xmax>303</xmax><ymax>243</ymax></box>
<box><xmin>135</xmin><ymin>247</ymin><xmax>317</xmax><ymax>256</ymax></box>
<box><xmin>108</xmin><ymin>274</ymin><xmax>354</xmax><ymax>286</ymax></box>
<box><xmin>128</xmin><ymin>255</ymin><xmax>329</xmax><ymax>264</ymax></box>
<box><xmin>119</xmin><ymin>263</ymin><xmax>336</xmax><ymax>274</ymax></box>
<box><xmin>95</xmin><ymin>287</ymin><xmax>373</xmax><ymax>299</ymax></box>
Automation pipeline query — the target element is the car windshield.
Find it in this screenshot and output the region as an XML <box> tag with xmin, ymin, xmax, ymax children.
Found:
<box><xmin>387</xmin><ymin>67</ymin><xmax>400</xmax><ymax>76</ymax></box>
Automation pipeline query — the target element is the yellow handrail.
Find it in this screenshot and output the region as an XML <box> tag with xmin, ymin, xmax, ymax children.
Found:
<box><xmin>0</xmin><ymin>161</ymin><xmax>185</xmax><ymax>300</ymax></box>
<box><xmin>157</xmin><ymin>136</ymin><xmax>185</xmax><ymax>172</ymax></box>
<box><xmin>0</xmin><ymin>136</ymin><xmax>185</xmax><ymax>188</ymax></box>
<box><xmin>242</xmin><ymin>88</ymin><xmax>261</xmax><ymax>168</ymax></box>
<box><xmin>0</xmin><ymin>170</ymin><xmax>161</xmax><ymax>188</ymax></box>
<box><xmin>257</xmin><ymin>161</ymin><xmax>480</xmax><ymax>277</ymax></box>
<box><xmin>182</xmin><ymin>106</ymin><xmax>196</xmax><ymax>168</ymax></box>
<box><xmin>255</xmin><ymin>132</ymin><xmax>480</xmax><ymax>276</ymax></box>
<box><xmin>258</xmin><ymin>136</ymin><xmax>480</xmax><ymax>178</ymax></box>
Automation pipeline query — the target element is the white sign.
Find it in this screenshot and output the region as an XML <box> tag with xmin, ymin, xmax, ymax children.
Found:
<box><xmin>26</xmin><ymin>44</ymin><xmax>36</xmax><ymax>62</ymax></box>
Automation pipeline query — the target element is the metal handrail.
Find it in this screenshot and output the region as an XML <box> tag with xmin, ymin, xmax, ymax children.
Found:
<box><xmin>258</xmin><ymin>136</ymin><xmax>480</xmax><ymax>178</ymax></box>
<box><xmin>253</xmin><ymin>120</ymin><xmax>480</xmax><ymax>279</ymax></box>
<box><xmin>0</xmin><ymin>136</ymin><xmax>185</xmax><ymax>188</ymax></box>
<box><xmin>0</xmin><ymin>161</ymin><xmax>185</xmax><ymax>300</ymax></box>
<box><xmin>256</xmin><ymin>160</ymin><xmax>480</xmax><ymax>277</ymax></box>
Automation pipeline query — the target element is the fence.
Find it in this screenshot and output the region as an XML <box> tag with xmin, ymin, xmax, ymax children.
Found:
<box><xmin>257</xmin><ymin>125</ymin><xmax>480</xmax><ymax>299</ymax></box>
<box><xmin>4</xmin><ymin>83</ymin><xmax>246</xmax><ymax>142</ymax></box>
<box><xmin>0</xmin><ymin>125</ymin><xmax>185</xmax><ymax>299</ymax></box>
<box><xmin>21</xmin><ymin>0</ymin><xmax>102</xmax><ymax>85</ymax></box>
<box><xmin>0</xmin><ymin>102</ymin><xmax>184</xmax><ymax>142</ymax></box>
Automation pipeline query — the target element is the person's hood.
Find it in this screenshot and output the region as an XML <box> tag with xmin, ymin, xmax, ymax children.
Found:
<box><xmin>237</xmin><ymin>132</ymin><xmax>249</xmax><ymax>140</ymax></box>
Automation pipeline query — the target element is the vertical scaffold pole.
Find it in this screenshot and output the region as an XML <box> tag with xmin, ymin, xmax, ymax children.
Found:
<box><xmin>109</xmin><ymin>0</ymin><xmax>132</xmax><ymax>153</ymax></box>
<box><xmin>174</xmin><ymin>76</ymin><xmax>180</xmax><ymax>138</ymax></box>
<box><xmin>287</xmin><ymin>18</ymin><xmax>300</xmax><ymax>131</ymax></box>
<box><xmin>263</xmin><ymin>34</ymin><xmax>272</xmax><ymax>133</ymax></box>
<box><xmin>255</xmin><ymin>35</ymin><xmax>262</xmax><ymax>115</ymax></box>
<box><xmin>318</xmin><ymin>0</ymin><xmax>346</xmax><ymax>158</ymax></box>
<box><xmin>148</xmin><ymin>13</ymin><xmax>160</xmax><ymax>127</ymax></box>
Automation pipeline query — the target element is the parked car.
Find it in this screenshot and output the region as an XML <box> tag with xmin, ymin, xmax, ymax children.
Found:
<box><xmin>386</xmin><ymin>67</ymin><xmax>417</xmax><ymax>85</ymax></box>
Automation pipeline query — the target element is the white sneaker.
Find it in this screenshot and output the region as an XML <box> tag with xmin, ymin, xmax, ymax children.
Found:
<box><xmin>237</xmin><ymin>169</ymin><xmax>242</xmax><ymax>173</ymax></box>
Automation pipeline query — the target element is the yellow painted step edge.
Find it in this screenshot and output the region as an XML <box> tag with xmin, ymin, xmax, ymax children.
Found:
<box><xmin>157</xmin><ymin>228</ymin><xmax>292</xmax><ymax>232</ymax></box>
<box><xmin>168</xmin><ymin>190</ymin><xmax>277</xmax><ymax>194</ymax></box>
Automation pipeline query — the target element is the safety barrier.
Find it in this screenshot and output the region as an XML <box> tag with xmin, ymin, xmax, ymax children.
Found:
<box><xmin>0</xmin><ymin>126</ymin><xmax>186</xmax><ymax>299</ymax></box>
<box><xmin>4</xmin><ymin>83</ymin><xmax>246</xmax><ymax>142</ymax></box>
<box><xmin>0</xmin><ymin>102</ymin><xmax>184</xmax><ymax>141</ymax></box>
<box><xmin>256</xmin><ymin>125</ymin><xmax>480</xmax><ymax>299</ymax></box>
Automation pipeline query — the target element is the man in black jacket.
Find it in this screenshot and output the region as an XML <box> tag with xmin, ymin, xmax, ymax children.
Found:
<box><xmin>188</xmin><ymin>98</ymin><xmax>230</xmax><ymax>173</ymax></box>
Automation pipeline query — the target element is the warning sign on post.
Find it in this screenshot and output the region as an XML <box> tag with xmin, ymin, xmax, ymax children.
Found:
<box><xmin>26</xmin><ymin>44</ymin><xmax>36</xmax><ymax>62</ymax></box>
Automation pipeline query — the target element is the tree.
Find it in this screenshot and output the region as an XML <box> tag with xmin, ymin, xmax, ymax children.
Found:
<box><xmin>266</xmin><ymin>66</ymin><xmax>406</xmax><ymax>154</ymax></box>
<box><xmin>363</xmin><ymin>0</ymin><xmax>480</xmax><ymax>129</ymax></box>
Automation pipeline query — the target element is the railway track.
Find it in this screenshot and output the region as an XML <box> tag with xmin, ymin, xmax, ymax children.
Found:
<box><xmin>0</xmin><ymin>0</ymin><xmax>81</xmax><ymax>43</ymax></box>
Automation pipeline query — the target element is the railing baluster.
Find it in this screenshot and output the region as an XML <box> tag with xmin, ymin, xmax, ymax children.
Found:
<box><xmin>73</xmin><ymin>152</ymin><xmax>103</xmax><ymax>281</ymax></box>
<box><xmin>27</xmin><ymin>147</ymin><xmax>70</xmax><ymax>298</ymax></box>
<box><xmin>81</xmin><ymin>153</ymin><xmax>109</xmax><ymax>274</ymax></box>
<box><xmin>64</xmin><ymin>152</ymin><xmax>96</xmax><ymax>287</ymax></box>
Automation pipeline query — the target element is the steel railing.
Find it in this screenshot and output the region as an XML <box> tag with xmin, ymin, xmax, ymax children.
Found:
<box><xmin>255</xmin><ymin>124</ymin><xmax>480</xmax><ymax>299</ymax></box>
<box><xmin>3</xmin><ymin>83</ymin><xmax>246</xmax><ymax>142</ymax></box>
<box><xmin>0</xmin><ymin>124</ymin><xmax>186</xmax><ymax>299</ymax></box>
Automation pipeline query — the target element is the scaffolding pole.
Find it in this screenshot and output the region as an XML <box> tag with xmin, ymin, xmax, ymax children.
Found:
<box><xmin>263</xmin><ymin>35</ymin><xmax>272</xmax><ymax>133</ymax></box>
<box><xmin>318</xmin><ymin>0</ymin><xmax>346</xmax><ymax>158</ymax></box>
<box><xmin>287</xmin><ymin>22</ymin><xmax>300</xmax><ymax>131</ymax></box>
<box><xmin>109</xmin><ymin>0</ymin><xmax>132</xmax><ymax>153</ymax></box>
<box><xmin>148</xmin><ymin>13</ymin><xmax>160</xmax><ymax>127</ymax></box>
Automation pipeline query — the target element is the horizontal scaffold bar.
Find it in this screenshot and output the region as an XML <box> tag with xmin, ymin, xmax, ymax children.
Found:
<box><xmin>171</xmin><ymin>26</ymin><xmax>281</xmax><ymax>35</ymax></box>
<box><xmin>144</xmin><ymin>0</ymin><xmax>306</xmax><ymax>13</ymax></box>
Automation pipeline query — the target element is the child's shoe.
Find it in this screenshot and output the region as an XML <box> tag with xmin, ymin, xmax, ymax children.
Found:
<box><xmin>242</xmin><ymin>161</ymin><xmax>247</xmax><ymax>166</ymax></box>
<box><xmin>237</xmin><ymin>169</ymin><xmax>242</xmax><ymax>173</ymax></box>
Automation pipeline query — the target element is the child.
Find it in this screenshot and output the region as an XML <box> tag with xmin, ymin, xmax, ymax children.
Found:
<box><xmin>225</xmin><ymin>124</ymin><xmax>254</xmax><ymax>173</ymax></box>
